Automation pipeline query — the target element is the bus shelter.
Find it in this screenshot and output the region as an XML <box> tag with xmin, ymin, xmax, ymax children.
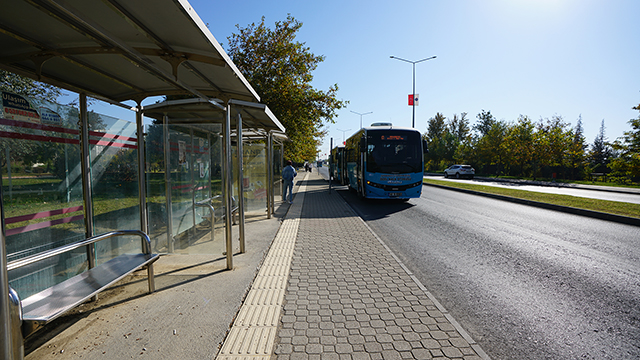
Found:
<box><xmin>0</xmin><ymin>0</ymin><xmax>287</xmax><ymax>358</ymax></box>
<box><xmin>141</xmin><ymin>98</ymin><xmax>285</xmax><ymax>267</ymax></box>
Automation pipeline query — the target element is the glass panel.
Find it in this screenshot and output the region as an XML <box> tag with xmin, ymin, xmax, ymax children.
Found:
<box><xmin>2</xmin><ymin>93</ymin><xmax>86</xmax><ymax>298</ymax></box>
<box><xmin>89</xmin><ymin>112</ymin><xmax>141</xmax><ymax>265</ymax></box>
<box><xmin>145</xmin><ymin>121</ymin><xmax>168</xmax><ymax>253</ymax></box>
<box><xmin>146</xmin><ymin>122</ymin><xmax>223</xmax><ymax>255</ymax></box>
<box><xmin>273</xmin><ymin>145</ymin><xmax>283</xmax><ymax>199</ymax></box>
<box><xmin>241</xmin><ymin>143</ymin><xmax>267</xmax><ymax>214</ymax></box>
<box><xmin>169</xmin><ymin>126</ymin><xmax>194</xmax><ymax>249</ymax></box>
<box><xmin>193</xmin><ymin>131</ymin><xmax>211</xmax><ymax>227</ymax></box>
<box><xmin>207</xmin><ymin>131</ymin><xmax>224</xmax><ymax>255</ymax></box>
<box><xmin>210</xmin><ymin>132</ymin><xmax>222</xmax><ymax>197</ymax></box>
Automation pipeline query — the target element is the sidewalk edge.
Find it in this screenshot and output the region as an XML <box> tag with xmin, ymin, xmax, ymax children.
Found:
<box><xmin>336</xmin><ymin>189</ymin><xmax>492</xmax><ymax>360</ymax></box>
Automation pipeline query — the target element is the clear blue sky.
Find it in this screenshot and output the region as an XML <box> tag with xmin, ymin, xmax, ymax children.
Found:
<box><xmin>186</xmin><ymin>0</ymin><xmax>640</xmax><ymax>159</ymax></box>
<box><xmin>83</xmin><ymin>0</ymin><xmax>638</xmax><ymax>159</ymax></box>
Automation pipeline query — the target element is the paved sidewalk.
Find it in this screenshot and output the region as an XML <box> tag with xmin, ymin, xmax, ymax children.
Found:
<box><xmin>23</xmin><ymin>170</ymin><xmax>489</xmax><ymax>359</ymax></box>
<box><xmin>219</xmin><ymin>171</ymin><xmax>488</xmax><ymax>359</ymax></box>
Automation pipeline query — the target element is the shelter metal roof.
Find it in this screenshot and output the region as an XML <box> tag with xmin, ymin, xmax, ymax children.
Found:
<box><xmin>142</xmin><ymin>98</ymin><xmax>286</xmax><ymax>133</ymax></box>
<box><xmin>0</xmin><ymin>0</ymin><xmax>260</xmax><ymax>104</ymax></box>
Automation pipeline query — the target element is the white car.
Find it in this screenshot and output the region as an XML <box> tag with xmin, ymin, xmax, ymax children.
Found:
<box><xmin>444</xmin><ymin>165</ymin><xmax>475</xmax><ymax>179</ymax></box>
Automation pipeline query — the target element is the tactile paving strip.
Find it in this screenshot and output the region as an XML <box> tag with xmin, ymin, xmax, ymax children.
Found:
<box><xmin>217</xmin><ymin>176</ymin><xmax>307</xmax><ymax>360</ymax></box>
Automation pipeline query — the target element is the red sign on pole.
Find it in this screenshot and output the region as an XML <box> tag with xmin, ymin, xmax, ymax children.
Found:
<box><xmin>408</xmin><ymin>94</ymin><xmax>414</xmax><ymax>106</ymax></box>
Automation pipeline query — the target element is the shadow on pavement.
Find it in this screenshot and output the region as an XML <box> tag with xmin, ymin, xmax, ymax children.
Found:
<box><xmin>308</xmin><ymin>180</ymin><xmax>415</xmax><ymax>221</ymax></box>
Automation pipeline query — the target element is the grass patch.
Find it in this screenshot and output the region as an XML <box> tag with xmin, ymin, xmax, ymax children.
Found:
<box><xmin>423</xmin><ymin>178</ymin><xmax>640</xmax><ymax>219</ymax></box>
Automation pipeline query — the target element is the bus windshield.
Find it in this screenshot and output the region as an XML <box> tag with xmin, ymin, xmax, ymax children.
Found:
<box><xmin>365</xmin><ymin>130</ymin><xmax>422</xmax><ymax>174</ymax></box>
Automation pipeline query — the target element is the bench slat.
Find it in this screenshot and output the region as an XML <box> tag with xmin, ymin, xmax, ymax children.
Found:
<box><xmin>21</xmin><ymin>253</ymin><xmax>159</xmax><ymax>327</ymax></box>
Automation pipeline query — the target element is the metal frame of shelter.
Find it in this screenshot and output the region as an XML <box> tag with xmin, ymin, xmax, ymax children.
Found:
<box><xmin>0</xmin><ymin>0</ymin><xmax>287</xmax><ymax>358</ymax></box>
<box><xmin>141</xmin><ymin>98</ymin><xmax>286</xmax><ymax>268</ymax></box>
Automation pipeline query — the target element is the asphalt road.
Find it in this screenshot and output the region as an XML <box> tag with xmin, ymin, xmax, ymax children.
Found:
<box><xmin>319</xmin><ymin>168</ymin><xmax>640</xmax><ymax>359</ymax></box>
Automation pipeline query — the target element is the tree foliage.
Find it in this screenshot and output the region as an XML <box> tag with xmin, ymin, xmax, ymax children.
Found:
<box><xmin>424</xmin><ymin>113</ymin><xmax>455</xmax><ymax>169</ymax></box>
<box><xmin>474</xmin><ymin>110</ymin><xmax>496</xmax><ymax>137</ymax></box>
<box><xmin>423</xmin><ymin>108</ymin><xmax>640</xmax><ymax>184</ymax></box>
<box><xmin>0</xmin><ymin>70</ymin><xmax>61</xmax><ymax>102</ymax></box>
<box><xmin>568</xmin><ymin>115</ymin><xmax>587</xmax><ymax>179</ymax></box>
<box><xmin>505</xmin><ymin>115</ymin><xmax>535</xmax><ymax>176</ymax></box>
<box><xmin>609</xmin><ymin>104</ymin><xmax>640</xmax><ymax>182</ymax></box>
<box><xmin>426</xmin><ymin>112</ymin><xmax>447</xmax><ymax>142</ymax></box>
<box><xmin>226</xmin><ymin>16</ymin><xmax>346</xmax><ymax>163</ymax></box>
<box><xmin>589</xmin><ymin>120</ymin><xmax>613</xmax><ymax>173</ymax></box>
<box><xmin>449</xmin><ymin>112</ymin><xmax>470</xmax><ymax>143</ymax></box>
<box><xmin>476</xmin><ymin>120</ymin><xmax>509</xmax><ymax>175</ymax></box>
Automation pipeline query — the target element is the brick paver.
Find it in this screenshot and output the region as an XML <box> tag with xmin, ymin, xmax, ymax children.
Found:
<box><xmin>273</xmin><ymin>172</ymin><xmax>487</xmax><ymax>360</ymax></box>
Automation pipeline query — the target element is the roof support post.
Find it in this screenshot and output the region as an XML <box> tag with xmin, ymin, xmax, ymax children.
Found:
<box><xmin>190</xmin><ymin>128</ymin><xmax>196</xmax><ymax>234</ymax></box>
<box><xmin>223</xmin><ymin>103</ymin><xmax>233</xmax><ymax>269</ymax></box>
<box><xmin>136</xmin><ymin>107</ymin><xmax>148</xmax><ymax>236</ymax></box>
<box><xmin>279</xmin><ymin>142</ymin><xmax>284</xmax><ymax>202</ymax></box>
<box><xmin>1</xmin><ymin>190</ymin><xmax>16</xmax><ymax>360</ymax></box>
<box><xmin>266</xmin><ymin>132</ymin><xmax>273</xmax><ymax>219</ymax></box>
<box><xmin>163</xmin><ymin>114</ymin><xmax>174</xmax><ymax>253</ymax></box>
<box><xmin>329</xmin><ymin>138</ymin><xmax>333</xmax><ymax>193</ymax></box>
<box><xmin>236</xmin><ymin>113</ymin><xmax>245</xmax><ymax>253</ymax></box>
<box><xmin>79</xmin><ymin>94</ymin><xmax>96</xmax><ymax>293</ymax></box>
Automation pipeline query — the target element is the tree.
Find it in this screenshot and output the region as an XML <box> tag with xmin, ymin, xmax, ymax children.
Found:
<box><xmin>426</xmin><ymin>112</ymin><xmax>447</xmax><ymax>142</ymax></box>
<box><xmin>448</xmin><ymin>112</ymin><xmax>470</xmax><ymax>143</ymax></box>
<box><xmin>505</xmin><ymin>115</ymin><xmax>535</xmax><ymax>177</ymax></box>
<box><xmin>474</xmin><ymin>109</ymin><xmax>496</xmax><ymax>137</ymax></box>
<box><xmin>609</xmin><ymin>103</ymin><xmax>640</xmax><ymax>182</ymax></box>
<box><xmin>424</xmin><ymin>113</ymin><xmax>453</xmax><ymax>170</ymax></box>
<box><xmin>226</xmin><ymin>16</ymin><xmax>346</xmax><ymax>163</ymax></box>
<box><xmin>476</xmin><ymin>120</ymin><xmax>509</xmax><ymax>175</ymax></box>
<box><xmin>568</xmin><ymin>115</ymin><xmax>587</xmax><ymax>179</ymax></box>
<box><xmin>589</xmin><ymin>120</ymin><xmax>613</xmax><ymax>173</ymax></box>
<box><xmin>536</xmin><ymin>115</ymin><xmax>572</xmax><ymax>178</ymax></box>
<box><xmin>448</xmin><ymin>113</ymin><xmax>473</xmax><ymax>165</ymax></box>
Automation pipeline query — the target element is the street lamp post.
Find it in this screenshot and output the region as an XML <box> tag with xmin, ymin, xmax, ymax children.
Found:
<box><xmin>350</xmin><ymin>110</ymin><xmax>373</xmax><ymax>129</ymax></box>
<box><xmin>336</xmin><ymin>128</ymin><xmax>351</xmax><ymax>145</ymax></box>
<box><xmin>390</xmin><ymin>55</ymin><xmax>436</xmax><ymax>128</ymax></box>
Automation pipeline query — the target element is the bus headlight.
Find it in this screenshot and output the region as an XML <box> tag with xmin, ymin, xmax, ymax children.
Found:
<box><xmin>366</xmin><ymin>180</ymin><xmax>384</xmax><ymax>188</ymax></box>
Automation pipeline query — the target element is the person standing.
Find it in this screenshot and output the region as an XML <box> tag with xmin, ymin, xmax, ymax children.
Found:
<box><xmin>282</xmin><ymin>160</ymin><xmax>297</xmax><ymax>204</ymax></box>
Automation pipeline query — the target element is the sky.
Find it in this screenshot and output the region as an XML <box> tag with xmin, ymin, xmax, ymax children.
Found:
<box><xmin>89</xmin><ymin>0</ymin><xmax>640</xmax><ymax>159</ymax></box>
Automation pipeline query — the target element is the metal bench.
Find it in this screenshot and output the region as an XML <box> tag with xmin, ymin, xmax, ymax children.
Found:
<box><xmin>7</xmin><ymin>230</ymin><xmax>159</xmax><ymax>338</ymax></box>
<box><xmin>195</xmin><ymin>195</ymin><xmax>239</xmax><ymax>235</ymax></box>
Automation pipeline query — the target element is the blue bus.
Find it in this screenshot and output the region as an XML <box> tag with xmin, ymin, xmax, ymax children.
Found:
<box><xmin>330</xmin><ymin>146</ymin><xmax>347</xmax><ymax>185</ymax></box>
<box><xmin>344</xmin><ymin>124</ymin><xmax>426</xmax><ymax>200</ymax></box>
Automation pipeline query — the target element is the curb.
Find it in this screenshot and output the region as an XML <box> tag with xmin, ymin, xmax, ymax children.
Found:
<box><xmin>424</xmin><ymin>173</ymin><xmax>640</xmax><ymax>195</ymax></box>
<box><xmin>423</xmin><ymin>182</ymin><xmax>640</xmax><ymax>227</ymax></box>
<box><xmin>473</xmin><ymin>176</ymin><xmax>640</xmax><ymax>195</ymax></box>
